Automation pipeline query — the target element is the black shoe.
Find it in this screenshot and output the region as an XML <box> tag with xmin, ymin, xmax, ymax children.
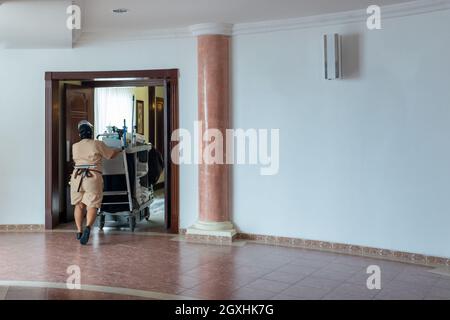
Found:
<box><xmin>76</xmin><ymin>233</ymin><xmax>82</xmax><ymax>240</ymax></box>
<box><xmin>80</xmin><ymin>226</ymin><xmax>91</xmax><ymax>245</ymax></box>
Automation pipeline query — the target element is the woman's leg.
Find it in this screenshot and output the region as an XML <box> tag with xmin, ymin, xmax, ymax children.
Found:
<box><xmin>86</xmin><ymin>207</ymin><xmax>98</xmax><ymax>227</ymax></box>
<box><xmin>80</xmin><ymin>207</ymin><xmax>97</xmax><ymax>245</ymax></box>
<box><xmin>74</xmin><ymin>204</ymin><xmax>86</xmax><ymax>233</ymax></box>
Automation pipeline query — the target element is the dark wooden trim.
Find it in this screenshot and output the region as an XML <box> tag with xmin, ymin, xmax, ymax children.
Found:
<box><xmin>45</xmin><ymin>70</ymin><xmax>180</xmax><ymax>234</ymax></box>
<box><xmin>47</xmin><ymin>69</ymin><xmax>178</xmax><ymax>81</ymax></box>
<box><xmin>164</xmin><ymin>83</ymin><xmax>171</xmax><ymax>232</ymax></box>
<box><xmin>168</xmin><ymin>80</ymin><xmax>180</xmax><ymax>234</ymax></box>
<box><xmin>44</xmin><ymin>78</ymin><xmax>52</xmax><ymax>229</ymax></box>
<box><xmin>45</xmin><ymin>78</ymin><xmax>60</xmax><ymax>229</ymax></box>
<box><xmin>82</xmin><ymin>80</ymin><xmax>164</xmax><ymax>88</ymax></box>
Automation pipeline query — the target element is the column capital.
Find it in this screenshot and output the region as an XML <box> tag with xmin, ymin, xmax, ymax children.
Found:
<box><xmin>190</xmin><ymin>23</ymin><xmax>234</xmax><ymax>36</ymax></box>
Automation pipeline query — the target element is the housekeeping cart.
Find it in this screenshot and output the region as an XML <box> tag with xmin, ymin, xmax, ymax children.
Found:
<box><xmin>97</xmin><ymin>138</ymin><xmax>154</xmax><ymax>232</ymax></box>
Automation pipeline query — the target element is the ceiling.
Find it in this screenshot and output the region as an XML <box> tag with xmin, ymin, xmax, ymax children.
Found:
<box><xmin>0</xmin><ymin>0</ymin><xmax>434</xmax><ymax>48</ymax></box>
<box><xmin>82</xmin><ymin>0</ymin><xmax>414</xmax><ymax>32</ymax></box>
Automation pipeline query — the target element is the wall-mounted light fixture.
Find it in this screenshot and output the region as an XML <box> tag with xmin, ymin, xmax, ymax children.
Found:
<box><xmin>324</xmin><ymin>33</ymin><xmax>342</xmax><ymax>80</ymax></box>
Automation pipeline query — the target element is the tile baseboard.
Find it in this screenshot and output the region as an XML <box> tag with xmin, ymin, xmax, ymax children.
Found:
<box><xmin>0</xmin><ymin>224</ymin><xmax>45</xmax><ymax>232</ymax></box>
<box><xmin>236</xmin><ymin>233</ymin><xmax>450</xmax><ymax>268</ymax></box>
<box><xmin>184</xmin><ymin>233</ymin><xmax>237</xmax><ymax>245</ymax></box>
<box><xmin>180</xmin><ymin>229</ymin><xmax>450</xmax><ymax>267</ymax></box>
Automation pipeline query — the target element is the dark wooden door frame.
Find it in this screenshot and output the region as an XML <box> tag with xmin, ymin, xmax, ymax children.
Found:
<box><xmin>45</xmin><ymin>69</ymin><xmax>179</xmax><ymax>234</ymax></box>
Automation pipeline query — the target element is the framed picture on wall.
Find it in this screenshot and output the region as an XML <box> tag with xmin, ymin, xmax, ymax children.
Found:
<box><xmin>136</xmin><ymin>100</ymin><xmax>145</xmax><ymax>135</ymax></box>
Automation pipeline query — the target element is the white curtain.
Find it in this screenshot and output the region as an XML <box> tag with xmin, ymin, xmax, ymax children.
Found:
<box><xmin>94</xmin><ymin>87</ymin><xmax>134</xmax><ymax>137</ymax></box>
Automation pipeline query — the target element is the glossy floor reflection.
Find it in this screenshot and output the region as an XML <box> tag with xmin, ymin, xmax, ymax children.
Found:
<box><xmin>1</xmin><ymin>231</ymin><xmax>450</xmax><ymax>300</ymax></box>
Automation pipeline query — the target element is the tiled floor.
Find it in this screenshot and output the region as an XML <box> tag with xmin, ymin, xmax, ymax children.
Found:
<box><xmin>0</xmin><ymin>231</ymin><xmax>449</xmax><ymax>300</ymax></box>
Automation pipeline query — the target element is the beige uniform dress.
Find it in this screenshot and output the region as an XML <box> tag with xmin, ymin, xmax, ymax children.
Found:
<box><xmin>70</xmin><ymin>139</ymin><xmax>116</xmax><ymax>209</ymax></box>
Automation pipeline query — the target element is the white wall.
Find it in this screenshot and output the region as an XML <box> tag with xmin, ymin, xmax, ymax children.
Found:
<box><xmin>232</xmin><ymin>10</ymin><xmax>450</xmax><ymax>257</ymax></box>
<box><xmin>0</xmin><ymin>38</ymin><xmax>199</xmax><ymax>228</ymax></box>
<box><xmin>1</xmin><ymin>9</ymin><xmax>450</xmax><ymax>258</ymax></box>
<box><xmin>0</xmin><ymin>0</ymin><xmax>72</xmax><ymax>48</ymax></box>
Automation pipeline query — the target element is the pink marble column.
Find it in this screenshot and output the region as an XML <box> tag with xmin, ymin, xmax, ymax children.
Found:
<box><xmin>198</xmin><ymin>34</ymin><xmax>230</xmax><ymax>223</ymax></box>
<box><xmin>187</xmin><ymin>24</ymin><xmax>236</xmax><ymax>239</ymax></box>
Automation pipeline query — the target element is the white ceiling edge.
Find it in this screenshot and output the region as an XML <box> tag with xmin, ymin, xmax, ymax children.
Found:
<box><xmin>78</xmin><ymin>27</ymin><xmax>192</xmax><ymax>45</ymax></box>
<box><xmin>74</xmin><ymin>0</ymin><xmax>450</xmax><ymax>46</ymax></box>
<box><xmin>190</xmin><ymin>23</ymin><xmax>234</xmax><ymax>36</ymax></box>
<box><xmin>234</xmin><ymin>0</ymin><xmax>450</xmax><ymax>35</ymax></box>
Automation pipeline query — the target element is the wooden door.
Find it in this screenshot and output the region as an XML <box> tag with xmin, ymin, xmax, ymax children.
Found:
<box><xmin>64</xmin><ymin>84</ymin><xmax>94</xmax><ymax>222</ymax></box>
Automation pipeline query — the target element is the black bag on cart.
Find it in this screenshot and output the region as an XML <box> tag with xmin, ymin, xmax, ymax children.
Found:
<box><xmin>147</xmin><ymin>148</ymin><xmax>164</xmax><ymax>185</ymax></box>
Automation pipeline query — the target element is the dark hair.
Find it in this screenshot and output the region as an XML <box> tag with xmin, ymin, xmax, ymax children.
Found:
<box><xmin>79</xmin><ymin>124</ymin><xmax>93</xmax><ymax>140</ymax></box>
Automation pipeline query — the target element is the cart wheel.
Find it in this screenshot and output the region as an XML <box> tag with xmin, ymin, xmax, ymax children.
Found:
<box><xmin>99</xmin><ymin>215</ymin><xmax>105</xmax><ymax>231</ymax></box>
<box><xmin>129</xmin><ymin>216</ymin><xmax>136</xmax><ymax>232</ymax></box>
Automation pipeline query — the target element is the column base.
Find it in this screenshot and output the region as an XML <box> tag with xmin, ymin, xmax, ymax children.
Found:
<box><xmin>186</xmin><ymin>221</ymin><xmax>237</xmax><ymax>244</ymax></box>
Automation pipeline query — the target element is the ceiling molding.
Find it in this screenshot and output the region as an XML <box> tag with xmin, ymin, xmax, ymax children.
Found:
<box><xmin>190</xmin><ymin>23</ymin><xmax>234</xmax><ymax>36</ymax></box>
<box><xmin>76</xmin><ymin>27</ymin><xmax>192</xmax><ymax>46</ymax></box>
<box><xmin>76</xmin><ymin>0</ymin><xmax>450</xmax><ymax>45</ymax></box>
<box><xmin>78</xmin><ymin>23</ymin><xmax>234</xmax><ymax>45</ymax></box>
<box><xmin>233</xmin><ymin>0</ymin><xmax>450</xmax><ymax>35</ymax></box>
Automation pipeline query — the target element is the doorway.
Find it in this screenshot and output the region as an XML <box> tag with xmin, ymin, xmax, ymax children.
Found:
<box><xmin>45</xmin><ymin>70</ymin><xmax>179</xmax><ymax>233</ymax></box>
